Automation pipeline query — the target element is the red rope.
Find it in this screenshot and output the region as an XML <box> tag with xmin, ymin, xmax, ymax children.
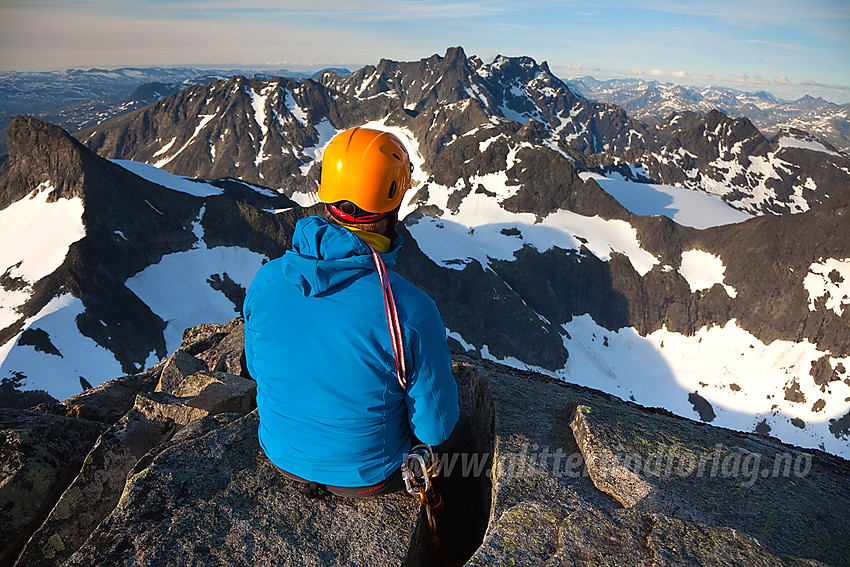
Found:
<box><xmin>369</xmin><ymin>246</ymin><xmax>407</xmax><ymax>390</ymax></box>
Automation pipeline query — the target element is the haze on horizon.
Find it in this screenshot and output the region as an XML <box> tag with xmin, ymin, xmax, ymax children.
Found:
<box><xmin>1</xmin><ymin>0</ymin><xmax>849</xmax><ymax>104</ymax></box>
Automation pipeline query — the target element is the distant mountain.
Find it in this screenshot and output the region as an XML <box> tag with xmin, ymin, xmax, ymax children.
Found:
<box><xmin>0</xmin><ymin>66</ymin><xmax>352</xmax><ymax>155</ymax></box>
<box><xmin>0</xmin><ymin>67</ymin><xmax>315</xmax><ymax>113</ymax></box>
<box><xmin>567</xmin><ymin>76</ymin><xmax>850</xmax><ymax>154</ymax></box>
<box><xmin>79</xmin><ymin>48</ymin><xmax>850</xmax><ymax>216</ymax></box>
<box><xmin>2</xmin><ymin>48</ymin><xmax>849</xmax><ymax>460</ymax></box>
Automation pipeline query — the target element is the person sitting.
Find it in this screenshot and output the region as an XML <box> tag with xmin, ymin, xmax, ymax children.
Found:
<box><xmin>243</xmin><ymin>126</ymin><xmax>460</xmax><ymax>498</ymax></box>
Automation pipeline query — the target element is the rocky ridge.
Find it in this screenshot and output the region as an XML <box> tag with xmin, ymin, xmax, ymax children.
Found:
<box><xmin>76</xmin><ymin>47</ymin><xmax>850</xmax><ymax>216</ymax></box>
<box><xmin>2</xmin><ymin>319</ymin><xmax>848</xmax><ymax>566</ymax></box>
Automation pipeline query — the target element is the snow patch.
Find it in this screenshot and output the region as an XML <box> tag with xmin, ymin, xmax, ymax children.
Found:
<box><xmin>583</xmin><ymin>173</ymin><xmax>752</xmax><ymax>229</ymax></box>
<box><xmin>446</xmin><ymin>328</ymin><xmax>476</xmax><ymax>352</ymax></box>
<box><xmin>152</xmin><ymin>114</ymin><xmax>215</xmax><ymax>168</ymax></box>
<box><xmin>288</xmin><ymin>191</ymin><xmax>320</xmax><ymax>208</ymax></box>
<box><xmin>125</xmin><ymin>245</ymin><xmax>267</xmax><ymax>356</ymax></box>
<box><xmin>112</xmin><ymin>160</ymin><xmax>223</xmax><ymax>197</ymax></box>
<box><xmin>284</xmin><ymin>88</ymin><xmax>308</xmax><ymax>126</ymax></box>
<box><xmin>0</xmin><ymin>183</ymin><xmax>85</xmax><ymax>329</ymax></box>
<box><xmin>152</xmin><ymin>138</ymin><xmax>176</xmax><ymax>158</ymax></box>
<box><xmin>803</xmin><ymin>258</ymin><xmax>850</xmax><ymax>316</ymax></box>
<box><xmin>0</xmin><ymin>294</ymin><xmax>123</xmax><ymax>401</ymax></box>
<box><xmin>777</xmin><ymin>135</ymin><xmax>840</xmax><ymax>157</ymax></box>
<box><xmin>299</xmin><ymin>119</ymin><xmax>340</xmax><ymax>176</ymax></box>
<box><xmin>679</xmin><ymin>249</ymin><xmax>737</xmax><ymax>297</ymax></box>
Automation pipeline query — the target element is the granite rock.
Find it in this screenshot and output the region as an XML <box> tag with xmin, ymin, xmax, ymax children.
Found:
<box><xmin>0</xmin><ymin>411</ymin><xmax>106</xmax><ymax>567</ymax></box>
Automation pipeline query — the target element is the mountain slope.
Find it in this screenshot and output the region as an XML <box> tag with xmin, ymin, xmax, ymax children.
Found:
<box><xmin>0</xmin><ymin>116</ymin><xmax>298</xmax><ymax>400</ymax></box>
<box><xmin>2</xmin><ymin>49</ymin><xmax>849</xmax><ymax>458</ymax></box>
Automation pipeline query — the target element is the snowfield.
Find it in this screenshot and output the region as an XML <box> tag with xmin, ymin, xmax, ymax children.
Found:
<box><xmin>777</xmin><ymin>134</ymin><xmax>841</xmax><ymax>157</ymax></box>
<box><xmin>581</xmin><ymin>172</ymin><xmax>753</xmax><ymax>229</ymax></box>
<box><xmin>804</xmin><ymin>257</ymin><xmax>850</xmax><ymax>316</ymax></box>
<box><xmin>679</xmin><ymin>249</ymin><xmax>737</xmax><ymax>297</ymax></box>
<box><xmin>0</xmin><ymin>294</ymin><xmax>123</xmax><ymax>402</ymax></box>
<box><xmin>125</xmin><ymin>207</ymin><xmax>267</xmax><ymax>357</ymax></box>
<box><xmin>0</xmin><ymin>182</ymin><xmax>85</xmax><ymax>329</ymax></box>
<box><xmin>112</xmin><ymin>160</ymin><xmax>224</xmax><ymax>197</ymax></box>
<box><xmin>452</xmin><ymin>314</ymin><xmax>850</xmax><ymax>458</ymax></box>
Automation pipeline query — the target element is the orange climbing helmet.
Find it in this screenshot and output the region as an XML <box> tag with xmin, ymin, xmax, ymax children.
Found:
<box><xmin>319</xmin><ymin>127</ymin><xmax>412</xmax><ymax>222</ymax></box>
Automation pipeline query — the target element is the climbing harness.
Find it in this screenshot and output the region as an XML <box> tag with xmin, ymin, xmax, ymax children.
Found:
<box><xmin>402</xmin><ymin>444</ymin><xmax>444</xmax><ymax>545</ymax></box>
<box><xmin>368</xmin><ymin>245</ymin><xmax>444</xmax><ymax>545</ymax></box>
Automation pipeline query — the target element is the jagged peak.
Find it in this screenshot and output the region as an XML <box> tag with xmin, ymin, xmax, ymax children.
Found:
<box><xmin>442</xmin><ymin>45</ymin><xmax>467</xmax><ymax>64</ymax></box>
<box><xmin>0</xmin><ymin>116</ymin><xmax>92</xmax><ymax>208</ymax></box>
<box><xmin>6</xmin><ymin>115</ymin><xmax>87</xmax><ymax>161</ymax></box>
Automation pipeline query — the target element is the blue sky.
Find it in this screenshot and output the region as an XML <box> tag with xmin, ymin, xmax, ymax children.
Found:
<box><xmin>2</xmin><ymin>0</ymin><xmax>849</xmax><ymax>102</ymax></box>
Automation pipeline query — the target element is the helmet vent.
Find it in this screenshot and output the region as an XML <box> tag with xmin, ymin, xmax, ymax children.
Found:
<box><xmin>392</xmin><ymin>153</ymin><xmax>400</xmax><ymax>160</ymax></box>
<box><xmin>388</xmin><ymin>181</ymin><xmax>397</xmax><ymax>199</ymax></box>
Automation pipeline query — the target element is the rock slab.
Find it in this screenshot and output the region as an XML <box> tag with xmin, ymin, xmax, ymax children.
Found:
<box><xmin>64</xmin><ymin>411</ymin><xmax>422</xmax><ymax>567</ymax></box>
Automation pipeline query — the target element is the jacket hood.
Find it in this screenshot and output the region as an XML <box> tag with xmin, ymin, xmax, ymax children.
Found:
<box><xmin>282</xmin><ymin>216</ymin><xmax>402</xmax><ymax>297</ymax></box>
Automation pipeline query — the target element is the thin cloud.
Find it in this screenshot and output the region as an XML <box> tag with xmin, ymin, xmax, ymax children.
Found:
<box><xmin>614</xmin><ymin>0</ymin><xmax>850</xmax><ymax>26</ymax></box>
<box><xmin>149</xmin><ymin>0</ymin><xmax>520</xmax><ymax>22</ymax></box>
<box><xmin>747</xmin><ymin>39</ymin><xmax>806</xmax><ymax>50</ymax></box>
<box><xmin>731</xmin><ymin>73</ymin><xmax>770</xmax><ymax>86</ymax></box>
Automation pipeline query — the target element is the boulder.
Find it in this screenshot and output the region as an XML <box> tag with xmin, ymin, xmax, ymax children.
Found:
<box><xmin>0</xmin><ymin>410</ymin><xmax>106</xmax><ymax>567</ymax></box>
<box><xmin>137</xmin><ymin>370</ymin><xmax>256</xmax><ymax>425</ymax></box>
<box><xmin>459</xmin><ymin>355</ymin><xmax>849</xmax><ymax>566</ymax></box>
<box><xmin>156</xmin><ymin>349</ymin><xmax>208</xmax><ymax>394</ymax></box>
<box><xmin>55</xmin><ymin>363</ymin><xmax>163</xmax><ymax>424</ymax></box>
<box><xmin>179</xmin><ymin>318</ymin><xmax>249</xmax><ymax>377</ymax></box>
<box><xmin>14</xmin><ymin>409</ymin><xmax>177</xmax><ymax>567</ymax></box>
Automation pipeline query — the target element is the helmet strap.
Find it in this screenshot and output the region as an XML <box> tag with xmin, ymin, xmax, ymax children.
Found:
<box><xmin>326</xmin><ymin>203</ymin><xmax>389</xmax><ymax>224</ymax></box>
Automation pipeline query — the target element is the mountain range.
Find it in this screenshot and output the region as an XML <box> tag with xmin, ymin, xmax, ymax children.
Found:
<box><xmin>3</xmin><ymin>61</ymin><xmax>848</xmax><ymax>159</ymax></box>
<box><xmin>0</xmin><ymin>66</ymin><xmax>351</xmax><ymax>155</ymax></box>
<box><xmin>567</xmin><ymin>76</ymin><xmax>850</xmax><ymax>154</ymax></box>
<box><xmin>1</xmin><ymin>47</ymin><xmax>849</xmax><ymax>461</ymax></box>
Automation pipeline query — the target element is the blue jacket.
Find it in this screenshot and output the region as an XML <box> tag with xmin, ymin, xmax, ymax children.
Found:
<box><xmin>243</xmin><ymin>216</ymin><xmax>459</xmax><ymax>487</ymax></box>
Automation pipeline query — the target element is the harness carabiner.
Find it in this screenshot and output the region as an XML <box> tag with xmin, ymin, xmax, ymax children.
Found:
<box><xmin>401</xmin><ymin>444</ymin><xmax>443</xmax><ymax>544</ymax></box>
<box><xmin>402</xmin><ymin>444</ymin><xmax>440</xmax><ymax>495</ymax></box>
<box><xmin>403</xmin><ymin>452</ymin><xmax>431</xmax><ymax>495</ymax></box>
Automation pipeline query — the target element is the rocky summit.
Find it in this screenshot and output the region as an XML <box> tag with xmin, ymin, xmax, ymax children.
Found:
<box><xmin>2</xmin><ymin>47</ymin><xmax>850</xmax><ymax>468</ymax></box>
<box><xmin>1</xmin><ymin>49</ymin><xmax>849</xmax><ymax>564</ymax></box>
<box><xmin>2</xmin><ymin>319</ymin><xmax>848</xmax><ymax>566</ymax></box>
